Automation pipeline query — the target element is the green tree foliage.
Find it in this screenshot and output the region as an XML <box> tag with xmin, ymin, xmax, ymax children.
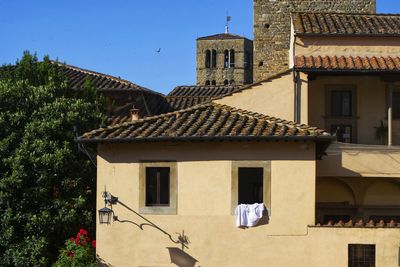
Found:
<box><xmin>0</xmin><ymin>52</ymin><xmax>105</xmax><ymax>266</ymax></box>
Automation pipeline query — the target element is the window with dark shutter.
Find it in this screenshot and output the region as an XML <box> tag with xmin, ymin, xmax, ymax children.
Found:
<box><xmin>145</xmin><ymin>167</ymin><xmax>170</xmax><ymax>206</ymax></box>
<box><xmin>331</xmin><ymin>90</ymin><xmax>352</xmax><ymax>117</ymax></box>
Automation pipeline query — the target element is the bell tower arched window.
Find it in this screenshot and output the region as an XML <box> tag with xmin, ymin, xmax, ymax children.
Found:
<box><xmin>211</xmin><ymin>50</ymin><xmax>217</xmax><ymax>68</ymax></box>
<box><xmin>205</xmin><ymin>80</ymin><xmax>210</xmax><ymax>86</ymax></box>
<box><xmin>205</xmin><ymin>50</ymin><xmax>211</xmax><ymax>68</ymax></box>
<box><xmin>224</xmin><ymin>50</ymin><xmax>229</xmax><ymax>68</ymax></box>
<box><xmin>230</xmin><ymin>49</ymin><xmax>235</xmax><ymax>68</ymax></box>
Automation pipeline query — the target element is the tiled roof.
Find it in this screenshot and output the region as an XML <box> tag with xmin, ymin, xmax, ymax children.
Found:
<box><xmin>51</xmin><ymin>61</ymin><xmax>163</xmax><ymax>96</ymax></box>
<box><xmin>106</xmin><ymin>86</ymin><xmax>243</xmax><ymax>124</ymax></box>
<box><xmin>168</xmin><ymin>85</ymin><xmax>241</xmax><ymax>97</ymax></box>
<box><xmin>293</xmin><ymin>13</ymin><xmax>400</xmax><ymax>36</ymax></box>
<box><xmin>295</xmin><ymin>55</ymin><xmax>400</xmax><ymax>72</ymax></box>
<box><xmin>197</xmin><ymin>33</ymin><xmax>250</xmax><ymax>40</ymax></box>
<box><xmin>163</xmin><ymin>85</ymin><xmax>243</xmax><ymax>111</ymax></box>
<box><xmin>78</xmin><ymin>103</ymin><xmax>331</xmax><ymax>143</ymax></box>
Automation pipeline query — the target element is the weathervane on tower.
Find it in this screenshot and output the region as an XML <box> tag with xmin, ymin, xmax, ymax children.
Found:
<box><xmin>225</xmin><ymin>13</ymin><xmax>231</xmax><ymax>34</ymax></box>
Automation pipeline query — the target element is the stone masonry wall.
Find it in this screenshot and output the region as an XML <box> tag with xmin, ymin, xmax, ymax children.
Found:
<box><xmin>196</xmin><ymin>38</ymin><xmax>253</xmax><ymax>86</ymax></box>
<box><xmin>253</xmin><ymin>0</ymin><xmax>377</xmax><ymax>82</ymax></box>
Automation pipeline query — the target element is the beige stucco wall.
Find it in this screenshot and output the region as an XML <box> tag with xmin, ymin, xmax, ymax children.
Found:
<box><xmin>296</xmin><ymin>35</ymin><xmax>400</xmax><ymax>57</ymax></box>
<box><xmin>96</xmin><ymin>141</ymin><xmax>400</xmax><ymax>266</ymax></box>
<box><xmin>214</xmin><ymin>71</ymin><xmax>296</xmax><ymax>122</ymax></box>
<box><xmin>317</xmin><ymin>143</ymin><xmax>400</xmax><ymax>178</ymax></box>
<box><xmin>96</xmin><ymin>141</ymin><xmax>320</xmax><ymax>266</ymax></box>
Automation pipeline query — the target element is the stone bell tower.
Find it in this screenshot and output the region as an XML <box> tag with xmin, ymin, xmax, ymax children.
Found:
<box><xmin>196</xmin><ymin>19</ymin><xmax>253</xmax><ymax>86</ymax></box>
<box><xmin>253</xmin><ymin>0</ymin><xmax>377</xmax><ymax>82</ymax></box>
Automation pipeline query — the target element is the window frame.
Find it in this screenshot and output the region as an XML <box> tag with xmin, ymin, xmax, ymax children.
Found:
<box><xmin>348</xmin><ymin>244</ymin><xmax>376</xmax><ymax>267</ymax></box>
<box><xmin>205</xmin><ymin>49</ymin><xmax>211</xmax><ymax>68</ymax></box>
<box><xmin>325</xmin><ymin>85</ymin><xmax>358</xmax><ymax>143</ymax></box>
<box><xmin>139</xmin><ymin>161</ymin><xmax>177</xmax><ymax>215</ymax></box>
<box><xmin>231</xmin><ymin>161</ymin><xmax>271</xmax><ymax>215</ymax></box>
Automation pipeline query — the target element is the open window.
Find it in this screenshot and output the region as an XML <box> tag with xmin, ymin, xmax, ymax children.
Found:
<box><xmin>231</xmin><ymin>161</ymin><xmax>271</xmax><ymax>214</ymax></box>
<box><xmin>205</xmin><ymin>50</ymin><xmax>211</xmax><ymax>68</ymax></box>
<box><xmin>238</xmin><ymin>168</ymin><xmax>263</xmax><ymax>204</ymax></box>
<box><xmin>211</xmin><ymin>49</ymin><xmax>217</xmax><ymax>68</ymax></box>
<box><xmin>139</xmin><ymin>162</ymin><xmax>177</xmax><ymax>214</ymax></box>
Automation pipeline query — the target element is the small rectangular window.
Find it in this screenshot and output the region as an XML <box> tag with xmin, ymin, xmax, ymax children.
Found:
<box><xmin>331</xmin><ymin>90</ymin><xmax>352</xmax><ymax>117</ymax></box>
<box><xmin>348</xmin><ymin>244</ymin><xmax>375</xmax><ymax>267</ymax></box>
<box><xmin>145</xmin><ymin>167</ymin><xmax>170</xmax><ymax>206</ymax></box>
<box><xmin>238</xmin><ymin>167</ymin><xmax>263</xmax><ymax>204</ymax></box>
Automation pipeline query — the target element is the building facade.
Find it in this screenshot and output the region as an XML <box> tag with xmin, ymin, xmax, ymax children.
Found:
<box><xmin>253</xmin><ymin>0</ymin><xmax>376</xmax><ymax>81</ymax></box>
<box><xmin>75</xmin><ymin>1</ymin><xmax>400</xmax><ymax>266</ymax></box>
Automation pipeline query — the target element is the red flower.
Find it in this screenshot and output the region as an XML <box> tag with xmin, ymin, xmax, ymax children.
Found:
<box><xmin>69</xmin><ymin>238</ymin><xmax>74</xmax><ymax>243</ymax></box>
<box><xmin>75</xmin><ymin>237</ymin><xmax>79</xmax><ymax>245</ymax></box>
<box><xmin>76</xmin><ymin>232</ymin><xmax>81</xmax><ymax>240</ymax></box>
<box><xmin>79</xmin><ymin>229</ymin><xmax>88</xmax><ymax>235</ymax></box>
<box><xmin>66</xmin><ymin>250</ymin><xmax>74</xmax><ymax>258</ymax></box>
<box><xmin>86</xmin><ymin>237</ymin><xmax>91</xmax><ymax>243</ymax></box>
<box><xmin>92</xmin><ymin>240</ymin><xmax>96</xmax><ymax>248</ymax></box>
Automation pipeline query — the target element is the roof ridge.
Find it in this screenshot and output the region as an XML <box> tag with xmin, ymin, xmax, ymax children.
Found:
<box><xmin>197</xmin><ymin>33</ymin><xmax>251</xmax><ymax>41</ymax></box>
<box><xmin>50</xmin><ymin>60</ymin><xmax>164</xmax><ymax>96</ymax></box>
<box><xmin>212</xmin><ymin>103</ymin><xmax>320</xmax><ymax>130</ymax></box>
<box><xmin>107</xmin><ymin>102</ymin><xmax>215</xmax><ymax>127</ymax></box>
<box><xmin>293</xmin><ymin>12</ymin><xmax>400</xmax><ymax>17</ymax></box>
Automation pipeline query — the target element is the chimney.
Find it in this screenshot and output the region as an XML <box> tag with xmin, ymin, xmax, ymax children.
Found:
<box><xmin>130</xmin><ymin>106</ymin><xmax>140</xmax><ymax>121</ymax></box>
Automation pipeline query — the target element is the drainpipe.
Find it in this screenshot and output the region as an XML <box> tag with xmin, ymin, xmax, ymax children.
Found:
<box><xmin>388</xmin><ymin>84</ymin><xmax>393</xmax><ymax>146</ymax></box>
<box><xmin>293</xmin><ymin>71</ymin><xmax>300</xmax><ymax>123</ymax></box>
<box><xmin>290</xmin><ymin>14</ymin><xmax>299</xmax><ymax>123</ymax></box>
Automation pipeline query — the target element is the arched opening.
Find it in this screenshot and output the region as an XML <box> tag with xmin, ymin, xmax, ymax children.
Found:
<box><xmin>363</xmin><ymin>181</ymin><xmax>400</xmax><ymax>222</ymax></box>
<box><xmin>224</xmin><ymin>80</ymin><xmax>229</xmax><ymax>85</ymax></box>
<box><xmin>224</xmin><ymin>50</ymin><xmax>229</xmax><ymax>68</ymax></box>
<box><xmin>205</xmin><ymin>80</ymin><xmax>210</xmax><ymax>86</ymax></box>
<box><xmin>230</xmin><ymin>49</ymin><xmax>235</xmax><ymax>68</ymax></box>
<box><xmin>364</xmin><ymin>181</ymin><xmax>400</xmax><ymax>206</ymax></box>
<box><xmin>211</xmin><ymin>50</ymin><xmax>217</xmax><ymax>68</ymax></box>
<box><xmin>205</xmin><ymin>50</ymin><xmax>211</xmax><ymax>68</ymax></box>
<box><xmin>211</xmin><ymin>80</ymin><xmax>216</xmax><ymax>86</ymax></box>
<box><xmin>316</xmin><ymin>178</ymin><xmax>356</xmax><ymax>224</ymax></box>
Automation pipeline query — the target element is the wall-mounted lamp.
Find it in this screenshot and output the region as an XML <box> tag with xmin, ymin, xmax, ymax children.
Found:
<box><xmin>98</xmin><ymin>206</ymin><xmax>114</xmax><ymax>224</ymax></box>
<box><xmin>98</xmin><ymin>190</ymin><xmax>118</xmax><ymax>224</ymax></box>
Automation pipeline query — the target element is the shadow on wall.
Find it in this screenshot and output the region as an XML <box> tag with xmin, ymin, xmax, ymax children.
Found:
<box><xmin>96</xmin><ymin>255</ymin><xmax>115</xmax><ymax>267</ymax></box>
<box><xmin>167</xmin><ymin>247</ymin><xmax>199</xmax><ymax>267</ymax></box>
<box><xmin>110</xmin><ymin>198</ymin><xmax>201</xmax><ymax>266</ymax></box>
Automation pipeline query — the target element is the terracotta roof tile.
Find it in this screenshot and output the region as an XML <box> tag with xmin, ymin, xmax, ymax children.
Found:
<box><xmin>293</xmin><ymin>13</ymin><xmax>400</xmax><ymax>36</ymax></box>
<box><xmin>295</xmin><ymin>55</ymin><xmax>400</xmax><ymax>72</ymax></box>
<box><xmin>51</xmin><ymin>61</ymin><xmax>163</xmax><ymax>96</ymax></box>
<box><xmin>77</xmin><ymin>103</ymin><xmax>331</xmax><ymax>143</ymax></box>
<box><xmin>197</xmin><ymin>33</ymin><xmax>250</xmax><ymax>41</ymax></box>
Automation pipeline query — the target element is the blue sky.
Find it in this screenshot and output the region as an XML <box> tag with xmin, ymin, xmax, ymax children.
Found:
<box><xmin>0</xmin><ymin>0</ymin><xmax>398</xmax><ymax>94</ymax></box>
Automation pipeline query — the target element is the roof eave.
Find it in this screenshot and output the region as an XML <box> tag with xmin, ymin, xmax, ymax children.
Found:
<box><xmin>295</xmin><ymin>68</ymin><xmax>400</xmax><ymax>74</ymax></box>
<box><xmin>295</xmin><ymin>33</ymin><xmax>400</xmax><ymax>38</ymax></box>
<box><xmin>76</xmin><ymin>135</ymin><xmax>335</xmax><ymax>144</ymax></box>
